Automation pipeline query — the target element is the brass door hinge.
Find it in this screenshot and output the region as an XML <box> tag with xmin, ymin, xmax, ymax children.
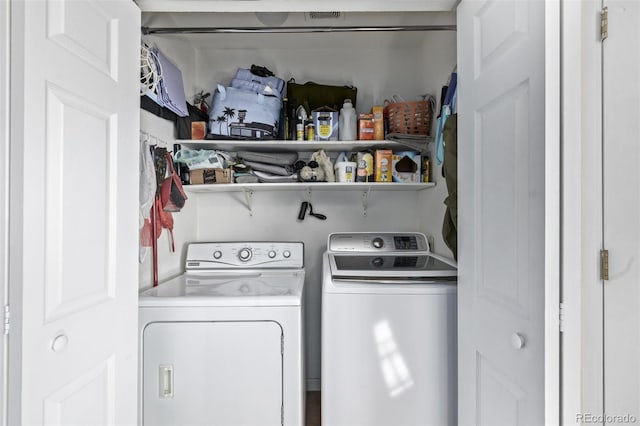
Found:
<box><xmin>601</xmin><ymin>249</ymin><xmax>609</xmax><ymax>280</ymax></box>
<box><xmin>601</xmin><ymin>6</ymin><xmax>609</xmax><ymax>41</ymax></box>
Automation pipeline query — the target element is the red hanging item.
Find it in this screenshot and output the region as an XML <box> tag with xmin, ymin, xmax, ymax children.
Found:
<box><xmin>160</xmin><ymin>152</ymin><xmax>188</xmax><ymax>212</ymax></box>
<box><xmin>142</xmin><ymin>149</ymin><xmax>187</xmax><ymax>286</ymax></box>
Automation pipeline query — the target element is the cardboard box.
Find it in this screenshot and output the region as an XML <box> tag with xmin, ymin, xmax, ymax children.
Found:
<box><xmin>312</xmin><ymin>107</ymin><xmax>339</xmax><ymax>141</ymax></box>
<box><xmin>372</xmin><ymin>105</ymin><xmax>384</xmax><ymax>140</ymax></box>
<box><xmin>392</xmin><ymin>151</ymin><xmax>422</xmax><ymax>183</ymax></box>
<box><xmin>375</xmin><ymin>149</ymin><xmax>393</xmax><ymax>182</ymax></box>
<box><xmin>189</xmin><ymin>168</ymin><xmax>232</xmax><ymax>185</ymax></box>
<box><xmin>358</xmin><ymin>113</ymin><xmax>375</xmax><ymax>140</ymax></box>
<box><xmin>191</xmin><ymin>121</ymin><xmax>206</xmax><ymax>140</ymax></box>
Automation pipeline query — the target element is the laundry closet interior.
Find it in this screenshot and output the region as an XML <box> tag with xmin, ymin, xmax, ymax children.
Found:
<box><xmin>138</xmin><ymin>0</ymin><xmax>458</xmax><ymax>394</ymax></box>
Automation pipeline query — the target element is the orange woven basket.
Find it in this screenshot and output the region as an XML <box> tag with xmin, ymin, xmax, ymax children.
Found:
<box><xmin>384</xmin><ymin>97</ymin><xmax>435</xmax><ymax>136</ymax></box>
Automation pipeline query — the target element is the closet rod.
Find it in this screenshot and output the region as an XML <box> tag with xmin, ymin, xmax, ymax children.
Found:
<box><xmin>141</xmin><ymin>25</ymin><xmax>456</xmax><ymax>35</ymax></box>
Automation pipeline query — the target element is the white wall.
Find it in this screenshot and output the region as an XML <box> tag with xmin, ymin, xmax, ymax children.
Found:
<box><xmin>138</xmin><ymin>35</ymin><xmax>199</xmax><ymax>287</ymax></box>
<box><xmin>139</xmin><ymin>111</ymin><xmax>199</xmax><ymax>287</ymax></box>
<box><xmin>139</xmin><ymin>15</ymin><xmax>458</xmax><ymax>388</ymax></box>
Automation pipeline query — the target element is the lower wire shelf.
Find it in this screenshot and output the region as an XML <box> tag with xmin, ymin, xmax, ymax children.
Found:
<box><xmin>183</xmin><ymin>182</ymin><xmax>435</xmax><ymax>193</ymax></box>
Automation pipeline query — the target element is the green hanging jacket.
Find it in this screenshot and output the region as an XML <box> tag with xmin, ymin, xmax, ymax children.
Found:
<box><xmin>442</xmin><ymin>114</ymin><xmax>457</xmax><ymax>260</ymax></box>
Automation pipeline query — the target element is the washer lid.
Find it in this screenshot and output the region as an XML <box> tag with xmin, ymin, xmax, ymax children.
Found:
<box><xmin>139</xmin><ymin>271</ymin><xmax>304</xmax><ymax>307</ymax></box>
<box><xmin>329</xmin><ymin>253</ymin><xmax>457</xmax><ymax>279</ymax></box>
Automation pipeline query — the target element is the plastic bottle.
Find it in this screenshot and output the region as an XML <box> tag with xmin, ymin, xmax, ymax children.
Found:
<box><xmin>296</xmin><ymin>105</ymin><xmax>307</xmax><ymax>141</ymax></box>
<box><xmin>339</xmin><ymin>99</ymin><xmax>357</xmax><ymax>141</ymax></box>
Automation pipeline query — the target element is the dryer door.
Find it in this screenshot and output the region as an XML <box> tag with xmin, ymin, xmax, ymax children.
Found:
<box><xmin>142</xmin><ymin>321</ymin><xmax>283</xmax><ymax>426</ymax></box>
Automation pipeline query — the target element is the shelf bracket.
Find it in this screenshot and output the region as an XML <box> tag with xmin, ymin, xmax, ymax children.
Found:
<box><xmin>305</xmin><ymin>187</ymin><xmax>312</xmax><ymax>203</ymax></box>
<box><xmin>242</xmin><ymin>188</ymin><xmax>254</xmax><ymax>216</ymax></box>
<box><xmin>362</xmin><ymin>187</ymin><xmax>371</xmax><ymax>217</ymax></box>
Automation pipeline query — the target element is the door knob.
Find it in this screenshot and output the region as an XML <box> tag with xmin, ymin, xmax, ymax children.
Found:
<box><xmin>51</xmin><ymin>334</ymin><xmax>69</xmax><ymax>352</ymax></box>
<box><xmin>511</xmin><ymin>332</ymin><xmax>525</xmax><ymax>349</ymax></box>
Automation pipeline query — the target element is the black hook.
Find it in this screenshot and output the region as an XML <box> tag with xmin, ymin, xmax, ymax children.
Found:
<box><xmin>308</xmin><ymin>203</ymin><xmax>327</xmax><ymax>220</ymax></box>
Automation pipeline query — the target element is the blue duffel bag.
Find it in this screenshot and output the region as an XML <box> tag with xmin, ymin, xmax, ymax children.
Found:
<box><xmin>230</xmin><ymin>68</ymin><xmax>285</xmax><ymax>99</ymax></box>
<box><xmin>208</xmin><ymin>84</ymin><xmax>282</xmax><ymax>139</ymax></box>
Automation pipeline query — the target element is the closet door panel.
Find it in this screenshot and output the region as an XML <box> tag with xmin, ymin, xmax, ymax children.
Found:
<box><xmin>457</xmin><ymin>0</ymin><xmax>546</xmax><ymax>424</ymax></box>
<box><xmin>8</xmin><ymin>1</ymin><xmax>140</xmax><ymax>424</ymax></box>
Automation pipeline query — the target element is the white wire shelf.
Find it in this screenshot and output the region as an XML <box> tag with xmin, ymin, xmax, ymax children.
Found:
<box><xmin>176</xmin><ymin>137</ymin><xmax>432</xmax><ymax>153</ymax></box>
<box><xmin>183</xmin><ymin>181</ymin><xmax>435</xmax><ymax>193</ymax></box>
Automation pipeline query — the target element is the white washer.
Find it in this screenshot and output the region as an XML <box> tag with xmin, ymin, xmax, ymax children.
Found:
<box><xmin>139</xmin><ymin>242</ymin><xmax>305</xmax><ymax>426</ymax></box>
<box><xmin>321</xmin><ymin>232</ymin><xmax>457</xmax><ymax>426</ymax></box>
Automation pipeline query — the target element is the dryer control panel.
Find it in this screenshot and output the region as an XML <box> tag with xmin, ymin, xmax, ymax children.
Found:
<box><xmin>185</xmin><ymin>242</ymin><xmax>304</xmax><ymax>270</ymax></box>
<box><xmin>328</xmin><ymin>232</ymin><xmax>429</xmax><ymax>253</ymax></box>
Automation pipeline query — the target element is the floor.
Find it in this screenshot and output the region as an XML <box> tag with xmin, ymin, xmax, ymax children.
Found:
<box><xmin>305</xmin><ymin>391</ymin><xmax>321</xmax><ymax>426</ymax></box>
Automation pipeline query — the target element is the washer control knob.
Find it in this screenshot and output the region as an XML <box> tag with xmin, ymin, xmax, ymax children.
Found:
<box><xmin>238</xmin><ymin>248</ymin><xmax>253</xmax><ymax>262</ymax></box>
<box><xmin>213</xmin><ymin>250</ymin><xmax>222</xmax><ymax>259</ymax></box>
<box><xmin>283</xmin><ymin>250</ymin><xmax>291</xmax><ymax>259</ymax></box>
<box><xmin>372</xmin><ymin>257</ymin><xmax>384</xmax><ymax>267</ymax></box>
<box><xmin>268</xmin><ymin>250</ymin><xmax>277</xmax><ymax>259</ymax></box>
<box><xmin>372</xmin><ymin>237</ymin><xmax>384</xmax><ymax>249</ymax></box>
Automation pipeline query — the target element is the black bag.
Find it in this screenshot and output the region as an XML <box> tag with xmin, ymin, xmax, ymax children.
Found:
<box><xmin>286</xmin><ymin>79</ymin><xmax>357</xmax><ymax>113</ymax></box>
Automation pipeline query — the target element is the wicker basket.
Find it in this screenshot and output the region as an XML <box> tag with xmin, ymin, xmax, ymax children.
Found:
<box><xmin>384</xmin><ymin>97</ymin><xmax>435</xmax><ymax>136</ymax></box>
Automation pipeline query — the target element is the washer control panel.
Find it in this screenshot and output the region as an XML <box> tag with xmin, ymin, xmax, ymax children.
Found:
<box><xmin>185</xmin><ymin>242</ymin><xmax>304</xmax><ymax>270</ymax></box>
<box><xmin>328</xmin><ymin>232</ymin><xmax>429</xmax><ymax>253</ymax></box>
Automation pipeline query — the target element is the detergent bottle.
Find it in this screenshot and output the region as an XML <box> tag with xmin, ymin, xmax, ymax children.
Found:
<box><xmin>339</xmin><ymin>99</ymin><xmax>357</xmax><ymax>141</ymax></box>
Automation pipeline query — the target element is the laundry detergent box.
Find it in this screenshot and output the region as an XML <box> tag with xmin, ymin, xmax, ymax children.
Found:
<box><xmin>392</xmin><ymin>151</ymin><xmax>422</xmax><ymax>183</ymax></box>
<box><xmin>312</xmin><ymin>106</ymin><xmax>339</xmax><ymax>141</ymax></box>
<box><xmin>374</xmin><ymin>149</ymin><xmax>393</xmax><ymax>182</ymax></box>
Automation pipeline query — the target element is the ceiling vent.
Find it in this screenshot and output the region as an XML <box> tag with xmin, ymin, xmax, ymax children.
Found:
<box><xmin>305</xmin><ymin>12</ymin><xmax>344</xmax><ymax>21</ymax></box>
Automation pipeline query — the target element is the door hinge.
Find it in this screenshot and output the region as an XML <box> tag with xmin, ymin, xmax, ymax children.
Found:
<box><xmin>601</xmin><ymin>249</ymin><xmax>609</xmax><ymax>280</ymax></box>
<box><xmin>3</xmin><ymin>305</ymin><xmax>9</xmax><ymax>335</ymax></box>
<box><xmin>559</xmin><ymin>302</ymin><xmax>566</xmax><ymax>333</ymax></box>
<box><xmin>601</xmin><ymin>6</ymin><xmax>608</xmax><ymax>41</ymax></box>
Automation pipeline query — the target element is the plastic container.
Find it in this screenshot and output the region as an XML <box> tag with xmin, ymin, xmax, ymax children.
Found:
<box><xmin>334</xmin><ymin>152</ymin><xmax>357</xmax><ymax>183</ymax></box>
<box><xmin>339</xmin><ymin>99</ymin><xmax>357</xmax><ymax>141</ymax></box>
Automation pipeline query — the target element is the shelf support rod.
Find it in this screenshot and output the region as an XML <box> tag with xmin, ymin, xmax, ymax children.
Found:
<box><xmin>242</xmin><ymin>188</ymin><xmax>254</xmax><ymax>216</ymax></box>
<box><xmin>362</xmin><ymin>187</ymin><xmax>371</xmax><ymax>217</ymax></box>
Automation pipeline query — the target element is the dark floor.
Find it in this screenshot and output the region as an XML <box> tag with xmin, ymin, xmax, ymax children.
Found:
<box><xmin>305</xmin><ymin>391</ymin><xmax>321</xmax><ymax>426</ymax></box>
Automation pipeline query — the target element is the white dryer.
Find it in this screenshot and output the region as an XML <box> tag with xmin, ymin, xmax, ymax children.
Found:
<box><xmin>321</xmin><ymin>232</ymin><xmax>457</xmax><ymax>426</ymax></box>
<box><xmin>139</xmin><ymin>242</ymin><xmax>305</xmax><ymax>426</ymax></box>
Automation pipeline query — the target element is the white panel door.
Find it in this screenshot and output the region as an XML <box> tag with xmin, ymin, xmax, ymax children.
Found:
<box><xmin>457</xmin><ymin>1</ymin><xmax>546</xmax><ymax>424</ymax></box>
<box><xmin>142</xmin><ymin>321</ymin><xmax>283</xmax><ymax>426</ymax></box>
<box><xmin>603</xmin><ymin>1</ymin><xmax>640</xmax><ymax>423</ymax></box>
<box><xmin>8</xmin><ymin>0</ymin><xmax>140</xmax><ymax>424</ymax></box>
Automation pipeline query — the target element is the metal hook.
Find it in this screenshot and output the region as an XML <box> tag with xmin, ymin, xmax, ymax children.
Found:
<box><xmin>242</xmin><ymin>188</ymin><xmax>254</xmax><ymax>216</ymax></box>
<box><xmin>362</xmin><ymin>187</ymin><xmax>371</xmax><ymax>217</ymax></box>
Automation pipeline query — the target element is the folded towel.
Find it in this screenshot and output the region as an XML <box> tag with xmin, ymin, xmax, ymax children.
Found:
<box><xmin>238</xmin><ymin>151</ymin><xmax>298</xmax><ymax>166</ymax></box>
<box><xmin>253</xmin><ymin>170</ymin><xmax>299</xmax><ymax>183</ymax></box>
<box><xmin>234</xmin><ymin>172</ymin><xmax>259</xmax><ymax>184</ymax></box>
<box><xmin>242</xmin><ymin>160</ymin><xmax>293</xmax><ymax>176</ymax></box>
